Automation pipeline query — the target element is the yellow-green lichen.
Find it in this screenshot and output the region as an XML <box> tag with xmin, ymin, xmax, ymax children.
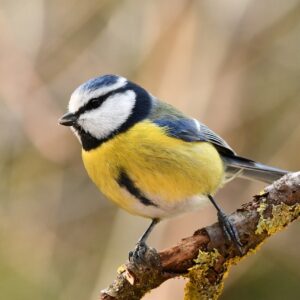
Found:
<box><xmin>117</xmin><ymin>264</ymin><xmax>127</xmax><ymax>274</ymax></box>
<box><xmin>184</xmin><ymin>249</ymin><xmax>224</xmax><ymax>300</ymax></box>
<box><xmin>256</xmin><ymin>202</ymin><xmax>300</xmax><ymax>235</ymax></box>
<box><xmin>184</xmin><ymin>243</ymin><xmax>267</xmax><ymax>300</ymax></box>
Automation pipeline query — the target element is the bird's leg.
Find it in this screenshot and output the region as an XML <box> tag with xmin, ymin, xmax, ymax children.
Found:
<box><xmin>129</xmin><ymin>218</ymin><xmax>159</xmax><ymax>263</ymax></box>
<box><xmin>208</xmin><ymin>194</ymin><xmax>243</xmax><ymax>254</ymax></box>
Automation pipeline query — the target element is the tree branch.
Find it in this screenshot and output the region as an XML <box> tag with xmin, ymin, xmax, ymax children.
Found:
<box><xmin>100</xmin><ymin>172</ymin><xmax>300</xmax><ymax>300</ymax></box>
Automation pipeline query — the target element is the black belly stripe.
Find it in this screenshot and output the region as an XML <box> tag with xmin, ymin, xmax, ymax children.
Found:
<box><xmin>117</xmin><ymin>170</ymin><xmax>158</xmax><ymax>207</ymax></box>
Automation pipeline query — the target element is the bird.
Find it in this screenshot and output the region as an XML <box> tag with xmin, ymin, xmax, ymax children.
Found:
<box><xmin>59</xmin><ymin>74</ymin><xmax>288</xmax><ymax>258</ymax></box>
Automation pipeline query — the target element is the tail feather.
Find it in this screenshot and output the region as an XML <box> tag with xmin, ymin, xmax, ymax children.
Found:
<box><xmin>223</xmin><ymin>155</ymin><xmax>288</xmax><ymax>184</ymax></box>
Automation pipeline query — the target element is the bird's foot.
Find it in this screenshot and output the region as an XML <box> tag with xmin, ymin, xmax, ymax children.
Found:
<box><xmin>217</xmin><ymin>211</ymin><xmax>244</xmax><ymax>255</ymax></box>
<box><xmin>128</xmin><ymin>241</ymin><xmax>149</xmax><ymax>265</ymax></box>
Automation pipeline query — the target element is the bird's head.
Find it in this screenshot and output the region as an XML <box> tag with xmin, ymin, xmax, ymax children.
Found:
<box><xmin>59</xmin><ymin>75</ymin><xmax>153</xmax><ymax>150</ymax></box>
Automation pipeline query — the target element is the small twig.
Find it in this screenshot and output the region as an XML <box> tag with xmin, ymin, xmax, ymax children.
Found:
<box><xmin>100</xmin><ymin>172</ymin><xmax>300</xmax><ymax>300</ymax></box>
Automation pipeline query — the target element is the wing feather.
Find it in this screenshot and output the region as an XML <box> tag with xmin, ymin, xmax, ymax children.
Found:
<box><xmin>149</xmin><ymin>99</ymin><xmax>235</xmax><ymax>156</ymax></box>
<box><xmin>151</xmin><ymin>118</ymin><xmax>234</xmax><ymax>156</ymax></box>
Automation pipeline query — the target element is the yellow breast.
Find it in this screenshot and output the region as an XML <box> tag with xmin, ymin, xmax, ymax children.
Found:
<box><xmin>82</xmin><ymin>121</ymin><xmax>225</xmax><ymax>217</ymax></box>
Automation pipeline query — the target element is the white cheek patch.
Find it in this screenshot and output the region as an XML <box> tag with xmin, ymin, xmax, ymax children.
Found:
<box><xmin>78</xmin><ymin>90</ymin><xmax>136</xmax><ymax>139</ymax></box>
<box><xmin>68</xmin><ymin>77</ymin><xmax>127</xmax><ymax>113</ymax></box>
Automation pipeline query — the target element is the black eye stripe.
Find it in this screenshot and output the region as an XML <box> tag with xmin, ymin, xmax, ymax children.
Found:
<box><xmin>78</xmin><ymin>97</ymin><xmax>103</xmax><ymax>114</ymax></box>
<box><xmin>75</xmin><ymin>85</ymin><xmax>130</xmax><ymax>116</ymax></box>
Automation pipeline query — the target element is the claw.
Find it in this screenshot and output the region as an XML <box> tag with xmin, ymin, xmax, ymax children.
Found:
<box><xmin>217</xmin><ymin>211</ymin><xmax>244</xmax><ymax>254</ymax></box>
<box><xmin>129</xmin><ymin>241</ymin><xmax>149</xmax><ymax>264</ymax></box>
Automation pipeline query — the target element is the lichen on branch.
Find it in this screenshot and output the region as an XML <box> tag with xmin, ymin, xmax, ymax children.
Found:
<box><xmin>184</xmin><ymin>249</ymin><xmax>225</xmax><ymax>300</ymax></box>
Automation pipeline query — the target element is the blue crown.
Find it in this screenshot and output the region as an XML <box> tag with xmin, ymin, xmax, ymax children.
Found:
<box><xmin>80</xmin><ymin>74</ymin><xmax>120</xmax><ymax>93</ymax></box>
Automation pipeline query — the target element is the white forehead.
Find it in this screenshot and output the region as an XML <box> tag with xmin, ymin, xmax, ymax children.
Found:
<box><xmin>68</xmin><ymin>75</ymin><xmax>127</xmax><ymax>113</ymax></box>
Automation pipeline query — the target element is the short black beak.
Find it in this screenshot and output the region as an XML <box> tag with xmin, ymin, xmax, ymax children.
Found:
<box><xmin>59</xmin><ymin>112</ymin><xmax>77</xmax><ymax>126</ymax></box>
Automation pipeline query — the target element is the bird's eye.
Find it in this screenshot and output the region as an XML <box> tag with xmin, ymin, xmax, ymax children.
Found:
<box><xmin>89</xmin><ymin>98</ymin><xmax>100</xmax><ymax>109</ymax></box>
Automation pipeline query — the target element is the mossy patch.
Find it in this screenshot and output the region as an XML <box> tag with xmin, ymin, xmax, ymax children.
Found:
<box><xmin>256</xmin><ymin>201</ymin><xmax>300</xmax><ymax>235</ymax></box>
<box><xmin>117</xmin><ymin>264</ymin><xmax>127</xmax><ymax>274</ymax></box>
<box><xmin>184</xmin><ymin>249</ymin><xmax>224</xmax><ymax>300</ymax></box>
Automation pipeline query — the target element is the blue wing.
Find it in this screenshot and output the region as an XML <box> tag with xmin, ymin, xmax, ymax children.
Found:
<box><xmin>153</xmin><ymin>118</ymin><xmax>235</xmax><ymax>156</ymax></box>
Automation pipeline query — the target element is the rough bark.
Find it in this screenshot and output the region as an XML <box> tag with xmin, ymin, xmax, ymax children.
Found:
<box><xmin>100</xmin><ymin>172</ymin><xmax>300</xmax><ymax>300</ymax></box>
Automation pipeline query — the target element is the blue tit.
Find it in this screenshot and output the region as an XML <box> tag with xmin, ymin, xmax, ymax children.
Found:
<box><xmin>59</xmin><ymin>74</ymin><xmax>288</xmax><ymax>256</ymax></box>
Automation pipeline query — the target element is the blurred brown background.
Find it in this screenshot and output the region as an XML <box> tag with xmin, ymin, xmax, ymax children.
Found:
<box><xmin>0</xmin><ymin>1</ymin><xmax>299</xmax><ymax>299</ymax></box>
